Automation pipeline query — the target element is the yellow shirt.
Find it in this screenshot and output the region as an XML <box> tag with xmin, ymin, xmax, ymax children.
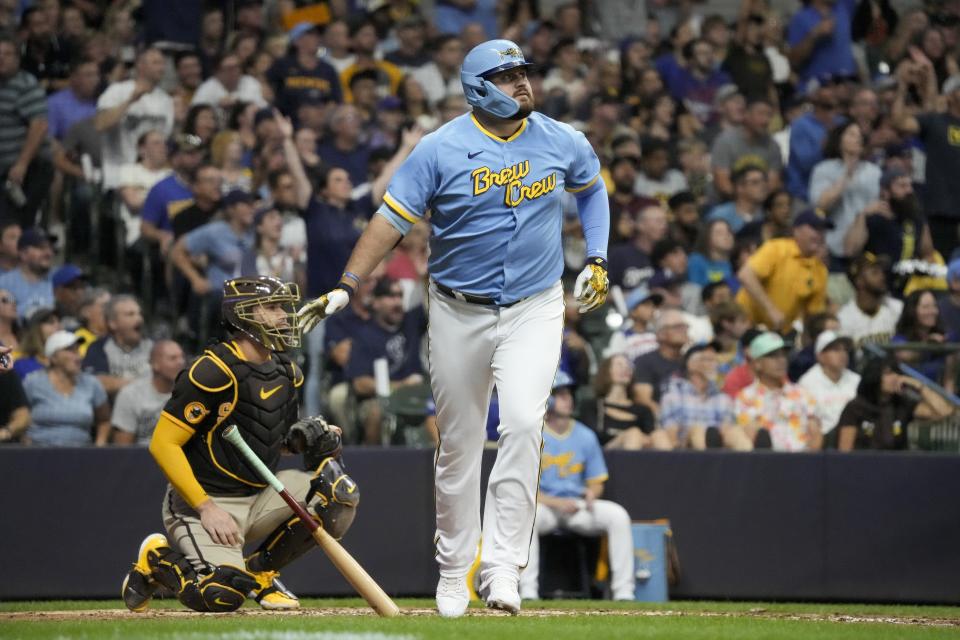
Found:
<box><xmin>735</xmin><ymin>238</ymin><xmax>827</xmax><ymax>328</ymax></box>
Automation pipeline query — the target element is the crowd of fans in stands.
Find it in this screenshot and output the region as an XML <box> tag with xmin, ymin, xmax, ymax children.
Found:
<box><xmin>0</xmin><ymin>0</ymin><xmax>957</xmax><ymax>452</ymax></box>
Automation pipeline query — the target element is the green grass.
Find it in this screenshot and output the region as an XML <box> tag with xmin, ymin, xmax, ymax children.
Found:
<box><xmin>1</xmin><ymin>598</ymin><xmax>958</xmax><ymax>639</ymax></box>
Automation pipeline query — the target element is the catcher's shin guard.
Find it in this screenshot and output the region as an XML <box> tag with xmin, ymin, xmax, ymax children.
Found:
<box><xmin>147</xmin><ymin>543</ymin><xmax>256</xmax><ymax>612</ymax></box>
<box><xmin>246</xmin><ymin>514</ymin><xmax>314</xmax><ymax>573</ymax></box>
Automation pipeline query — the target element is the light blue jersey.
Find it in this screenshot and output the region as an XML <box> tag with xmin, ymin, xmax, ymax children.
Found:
<box><xmin>378</xmin><ymin>111</ymin><xmax>603</xmax><ymax>305</ymax></box>
<box><xmin>539</xmin><ymin>420</ymin><xmax>609</xmax><ymax>498</ymax></box>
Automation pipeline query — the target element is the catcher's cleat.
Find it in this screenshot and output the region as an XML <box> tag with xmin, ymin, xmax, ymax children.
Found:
<box><xmin>250</xmin><ymin>570</ymin><xmax>300</xmax><ymax>610</ymax></box>
<box><xmin>121</xmin><ymin>533</ymin><xmax>169</xmax><ymax>612</ymax></box>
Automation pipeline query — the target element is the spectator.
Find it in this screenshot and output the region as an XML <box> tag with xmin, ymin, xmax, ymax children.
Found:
<box><xmin>0</xmin><ymin>228</ymin><xmax>54</xmax><ymax>320</ymax></box>
<box><xmin>75</xmin><ymin>288</ymin><xmax>109</xmax><ymax>356</ymax></box>
<box><xmin>688</xmin><ymin>219</ymin><xmax>734</xmax><ymax>287</ymax></box>
<box><xmin>543</xmin><ymin>38</ymin><xmax>588</xmax><ymax>111</ymax></box>
<box><xmin>172</xmin><ymin>189</ymin><xmax>256</xmax><ymax>297</ymax></box>
<box><xmin>520</xmin><ymin>372</ymin><xmax>636</xmax><ymax>602</ymax></box>
<box><xmin>172</xmin><ymin>51</ymin><xmax>204</xmax><ymax>120</ymax></box>
<box><xmin>787</xmin><ymin>0</ymin><xmax>857</xmax><ymax>86</ymax></box>
<box><xmin>0</xmin><ymin>32</ymin><xmax>52</xmax><ymax>227</ymax></box>
<box><xmin>707</xmin><ymin>165</ymin><xmax>768</xmax><ymax>235</ymax></box>
<box><xmin>836</xmin><ymin>356</ymin><xmax>954</xmax><ymax>450</ymax></box>
<box><xmin>82</xmin><ymin>295</ymin><xmax>153</xmax><ymax>398</ymax></box>
<box><xmin>609</xmin><ymin>204</ymin><xmax>666</xmax><ymax>292</ymax></box>
<box><xmin>267</xmin><ymin>22</ymin><xmax>342</xmax><ymax>117</ymax></box>
<box><xmin>632</xmin><ymin>308</ymin><xmax>688</xmax><ymax>416</ymax></box>
<box><xmin>605</xmin><ymin>286</ymin><xmax>662</xmax><ymax>362</ymax></box>
<box><xmin>940</xmin><ymin>259</ymin><xmax>960</xmax><ymax>336</ymax></box>
<box><xmin>667</xmin><ymin>38</ymin><xmax>732</xmax><ymax>125</ymax></box>
<box><xmin>810</xmin><ymin>122</ymin><xmax>882</xmax><ymax>260</ymax></box>
<box><xmin>723</xmin><ymin>327</ymin><xmax>763</xmax><ymax>398</ymax></box>
<box><xmin>182</xmin><ymin>103</ymin><xmax>219</xmax><ymax>148</ymax></box>
<box><xmin>609</xmin><ymin>156</ymin><xmax>653</xmax><ymax>237</ymax></box>
<box><xmin>46</xmin><ymin>57</ymin><xmax>99</xmax><ymax>142</ymax></box>
<box><xmin>265</xmin><ymin>168</ymin><xmax>307</xmax><ymax>258</ymax></box>
<box><xmin>193</xmin><ymin>52</ymin><xmax>266</xmax><ymax>112</ymax></box>
<box><xmin>736</xmin><ymin>210</ymin><xmax>830</xmax><ymax>331</ymax></box>
<box><xmin>118</xmin><ymin>130</ymin><xmax>170</xmax><ymax>249</ymax></box>
<box><xmin>661</xmin><ymin>342</ymin><xmax>747</xmax><ymax>449</ymax></box>
<box><xmin>0</xmin><ymin>287</ymin><xmax>17</xmax><ymax>352</ymax></box>
<box><xmin>895</xmin><ymin>73</ymin><xmax>960</xmax><ymax>259</ymax></box>
<box><xmin>580</xmin><ymin>354</ymin><xmax>659</xmax><ymax>450</ymax></box>
<box><xmin>110</xmin><ymin>340</ymin><xmax>185</xmax><ymax>445</ymax></box>
<box><xmin>837</xmin><ymin>253</ymin><xmax>903</xmax><ymax>347</ymax></box>
<box><xmin>242</xmin><ymin>206</ymin><xmax>304</xmax><ymax>288</ymax></box>
<box><xmin>735</xmin><ymin>332</ymin><xmax>823</xmax><ymax>451</ymax></box>
<box><xmin>0</xmin><ymin>220</ymin><xmax>19</xmax><ymax>275</ymax></box>
<box><xmin>710</xmin><ymin>300</ymin><xmax>750</xmax><ymax>378</ymax></box>
<box><xmin>705</xmin><ymin>84</ymin><xmax>746</xmax><ymax>145</ymax></box>
<box><xmin>316</xmin><ymin>104</ymin><xmax>371</xmax><ymax>187</ymax></box>
<box><xmin>788</xmin><ymin>311</ymin><xmax>840</xmax><ymax>382</ymax></box>
<box><xmin>710</xmin><ymin>97</ymin><xmax>783</xmax><ymax>199</ymax></box>
<box><xmin>345</xmin><ymin>277</ymin><xmax>426</xmax><ymax>444</ymax></box>
<box><xmin>798</xmin><ymin>330</ymin><xmax>860</xmax><ymax>439</ymax></box>
<box><xmin>725</xmin><ymin>10</ymin><xmax>775</xmax><ymax>101</ymax></box>
<box><xmin>51</xmin><ymin>264</ymin><xmax>88</xmax><ymax>330</ymax></box>
<box><xmin>893</xmin><ymin>290</ymin><xmax>957</xmax><ymax>391</ymax></box>
<box><xmin>170</xmin><ymin>165</ymin><xmax>222</xmax><ymax>239</ymax></box>
<box><xmin>384</xmin><ymin>219</ymin><xmax>429</xmax><ymax>304</ymax></box>
<box><xmin>757</xmin><ymin>189</ymin><xmax>793</xmax><ymax>242</ymax></box>
<box><xmin>843</xmin><ymin>166</ymin><xmax>934</xmax><ymax>266</ymax></box>
<box><xmin>668</xmin><ymin>191</ymin><xmax>701</xmax><ymax>252</ymax></box>
<box><xmin>635</xmin><ymin>137</ymin><xmax>687</xmax><ymax>201</ymax></box>
<box><xmin>650</xmin><ymin>237</ymin><xmax>699</xmax><ymax>312</ymax></box>
<box><xmin>340</xmin><ymin>20</ymin><xmax>403</xmax><ymax>102</ymax></box>
<box><xmin>0</xmin><ymin>365</ymin><xmax>29</xmax><ymax>444</ymax></box>
<box><xmin>24</xmin><ymin>330</ymin><xmax>108</xmax><ymax>446</ymax></box>
<box><xmin>140</xmin><ymin>134</ymin><xmax>204</xmax><ymax>253</ymax></box>
<box><xmin>320</xmin><ymin>19</ymin><xmax>355</xmax><ymax>75</ymax></box>
<box><xmin>13</xmin><ymin>307</ymin><xmax>59</xmax><ymax>379</ymax></box>
<box><xmin>95</xmin><ymin>47</ymin><xmax>174</xmax><ymax>190</ymax></box>
<box><xmin>786</xmin><ymin>84</ymin><xmax>841</xmax><ymax>199</ymax></box>
<box><xmin>411</xmin><ymin>34</ymin><xmax>465</xmax><ymax>108</ymax></box>
<box><xmin>18</xmin><ymin>5</ymin><xmax>73</xmax><ymax>92</ymax></box>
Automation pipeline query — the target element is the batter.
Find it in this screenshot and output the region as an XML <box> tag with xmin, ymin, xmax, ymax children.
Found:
<box><xmin>298</xmin><ymin>39</ymin><xmax>610</xmax><ymax>616</ymax></box>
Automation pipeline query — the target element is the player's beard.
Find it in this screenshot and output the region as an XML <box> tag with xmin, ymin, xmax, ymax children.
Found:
<box><xmin>507</xmin><ymin>101</ymin><xmax>534</xmax><ymax>121</ymax></box>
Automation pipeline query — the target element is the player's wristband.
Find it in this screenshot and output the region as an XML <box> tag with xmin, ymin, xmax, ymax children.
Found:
<box><xmin>334</xmin><ymin>282</ymin><xmax>356</xmax><ymax>299</ymax></box>
<box><xmin>342</xmin><ymin>271</ymin><xmax>361</xmax><ymax>286</ymax></box>
<box><xmin>586</xmin><ymin>256</ymin><xmax>608</xmax><ymax>271</ymax></box>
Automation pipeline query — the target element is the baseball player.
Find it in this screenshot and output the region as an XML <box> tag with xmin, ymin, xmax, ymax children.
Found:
<box><xmin>520</xmin><ymin>372</ymin><xmax>636</xmax><ymax>601</ymax></box>
<box><xmin>299</xmin><ymin>39</ymin><xmax>610</xmax><ymax>616</ymax></box>
<box><xmin>120</xmin><ymin>276</ymin><xmax>359</xmax><ymax>613</ymax></box>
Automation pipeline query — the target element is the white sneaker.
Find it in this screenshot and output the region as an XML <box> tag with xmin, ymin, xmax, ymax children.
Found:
<box><xmin>436</xmin><ymin>575</ymin><xmax>469</xmax><ymax>618</ymax></box>
<box><xmin>485</xmin><ymin>576</ymin><xmax>521</xmax><ymax>614</ymax></box>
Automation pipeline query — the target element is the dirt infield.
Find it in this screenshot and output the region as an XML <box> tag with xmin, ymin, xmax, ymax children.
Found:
<box><xmin>2</xmin><ymin>607</ymin><xmax>959</xmax><ymax>627</ymax></box>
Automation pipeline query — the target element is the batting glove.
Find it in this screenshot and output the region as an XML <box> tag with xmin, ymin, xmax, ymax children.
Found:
<box><xmin>573</xmin><ymin>257</ymin><xmax>609</xmax><ymax>313</ymax></box>
<box><xmin>298</xmin><ymin>287</ymin><xmax>350</xmax><ymax>333</ymax></box>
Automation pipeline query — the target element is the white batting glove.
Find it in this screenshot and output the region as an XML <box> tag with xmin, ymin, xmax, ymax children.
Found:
<box><xmin>298</xmin><ymin>288</ymin><xmax>350</xmax><ymax>333</ymax></box>
<box><xmin>573</xmin><ymin>257</ymin><xmax>609</xmax><ymax>313</ymax></box>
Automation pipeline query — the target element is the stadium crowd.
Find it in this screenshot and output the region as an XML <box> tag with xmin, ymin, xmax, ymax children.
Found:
<box><xmin>0</xmin><ymin>0</ymin><xmax>957</xmax><ymax>452</ymax></box>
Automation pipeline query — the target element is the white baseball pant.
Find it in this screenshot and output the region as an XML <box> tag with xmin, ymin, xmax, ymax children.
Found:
<box><xmin>428</xmin><ymin>280</ymin><xmax>564</xmax><ymax>587</ymax></box>
<box><xmin>519</xmin><ymin>500</ymin><xmax>636</xmax><ymax>600</ymax></box>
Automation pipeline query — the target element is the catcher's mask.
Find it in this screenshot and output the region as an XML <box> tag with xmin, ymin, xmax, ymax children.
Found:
<box><xmin>222</xmin><ymin>276</ymin><xmax>301</xmax><ymax>351</ymax></box>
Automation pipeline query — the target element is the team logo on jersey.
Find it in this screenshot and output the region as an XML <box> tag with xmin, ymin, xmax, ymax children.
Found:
<box><xmin>471</xmin><ymin>160</ymin><xmax>557</xmax><ymax>208</ymax></box>
<box><xmin>184</xmin><ymin>401</ymin><xmax>210</xmax><ymax>424</ymax></box>
<box><xmin>541</xmin><ymin>451</ymin><xmax>584</xmax><ymax>477</ymax></box>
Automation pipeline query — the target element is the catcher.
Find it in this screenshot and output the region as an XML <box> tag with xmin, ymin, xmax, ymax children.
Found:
<box><xmin>120</xmin><ymin>276</ymin><xmax>360</xmax><ymax>612</ymax></box>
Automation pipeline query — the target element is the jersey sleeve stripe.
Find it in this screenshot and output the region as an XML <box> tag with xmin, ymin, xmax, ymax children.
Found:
<box><xmin>159</xmin><ymin>410</ymin><xmax>197</xmax><ymax>436</ymax></box>
<box><xmin>565</xmin><ymin>174</ymin><xmax>599</xmax><ymax>193</ymax></box>
<box><xmin>383</xmin><ymin>192</ymin><xmax>420</xmax><ymax>223</ymax></box>
<box><xmin>586</xmin><ymin>473</ymin><xmax>609</xmax><ymax>483</ymax></box>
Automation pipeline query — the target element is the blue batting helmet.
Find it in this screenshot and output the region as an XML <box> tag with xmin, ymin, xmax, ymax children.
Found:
<box><xmin>460</xmin><ymin>39</ymin><xmax>532</xmax><ymax>118</ymax></box>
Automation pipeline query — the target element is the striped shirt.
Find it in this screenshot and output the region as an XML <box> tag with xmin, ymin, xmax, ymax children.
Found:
<box><xmin>0</xmin><ymin>70</ymin><xmax>48</xmax><ymax>171</ymax></box>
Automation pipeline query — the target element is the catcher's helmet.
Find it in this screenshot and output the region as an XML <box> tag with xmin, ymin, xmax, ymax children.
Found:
<box><xmin>222</xmin><ymin>276</ymin><xmax>301</xmax><ymax>351</ymax></box>
<box><xmin>461</xmin><ymin>39</ymin><xmax>532</xmax><ymax>119</ymax></box>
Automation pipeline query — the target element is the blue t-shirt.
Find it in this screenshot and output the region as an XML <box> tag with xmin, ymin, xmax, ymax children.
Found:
<box><xmin>540</xmin><ymin>421</ymin><xmax>609</xmax><ymax>498</ymax></box>
<box><xmin>787</xmin><ymin>0</ymin><xmax>856</xmax><ymax>86</ymax></box>
<box><xmin>0</xmin><ymin>268</ymin><xmax>53</xmax><ymax>320</ymax></box>
<box><xmin>23</xmin><ymin>369</ymin><xmax>107</xmax><ymax>446</ymax></box>
<box><xmin>687</xmin><ymin>252</ymin><xmax>733</xmax><ymax>286</ymax></box>
<box><xmin>377</xmin><ymin>111</ymin><xmax>603</xmax><ymax>305</ymax></box>
<box><xmin>183</xmin><ymin>221</ymin><xmax>255</xmax><ymax>291</ymax></box>
<box><xmin>305</xmin><ymin>194</ymin><xmax>374</xmax><ymax>297</ymax></box>
<box><xmin>46</xmin><ymin>88</ymin><xmax>96</xmax><ymax>141</ymax></box>
<box><xmin>344</xmin><ymin>307</ymin><xmax>426</xmax><ymax>390</ymax></box>
<box><xmin>142</xmin><ymin>174</ymin><xmax>194</xmax><ymax>233</ymax></box>
<box><xmin>786</xmin><ymin>112</ymin><xmax>843</xmax><ymax>199</ymax></box>
<box><xmin>706</xmin><ymin>202</ymin><xmax>762</xmax><ymax>235</ymax></box>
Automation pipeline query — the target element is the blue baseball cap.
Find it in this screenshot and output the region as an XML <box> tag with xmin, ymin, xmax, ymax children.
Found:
<box><xmin>222</xmin><ymin>189</ymin><xmax>253</xmax><ymax>208</ymax></box>
<box><xmin>52</xmin><ymin>264</ymin><xmax>88</xmax><ymax>288</ymax></box>
<box><xmin>792</xmin><ymin>209</ymin><xmax>834</xmax><ymax>231</ymax></box>
<box><xmin>17</xmin><ymin>227</ymin><xmax>55</xmax><ymax>251</ymax></box>
<box><xmin>948</xmin><ymin>257</ymin><xmax>960</xmax><ymax>282</ymax></box>
<box><xmin>288</xmin><ymin>22</ymin><xmax>321</xmax><ymax>44</ymax></box>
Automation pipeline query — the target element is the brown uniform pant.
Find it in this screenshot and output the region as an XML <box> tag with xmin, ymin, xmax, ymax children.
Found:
<box><xmin>161</xmin><ymin>469</ymin><xmax>314</xmax><ymax>572</ymax></box>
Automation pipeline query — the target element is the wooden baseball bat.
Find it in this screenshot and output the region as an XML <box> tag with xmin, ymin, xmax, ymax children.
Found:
<box><xmin>222</xmin><ymin>425</ymin><xmax>400</xmax><ymax>617</ymax></box>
